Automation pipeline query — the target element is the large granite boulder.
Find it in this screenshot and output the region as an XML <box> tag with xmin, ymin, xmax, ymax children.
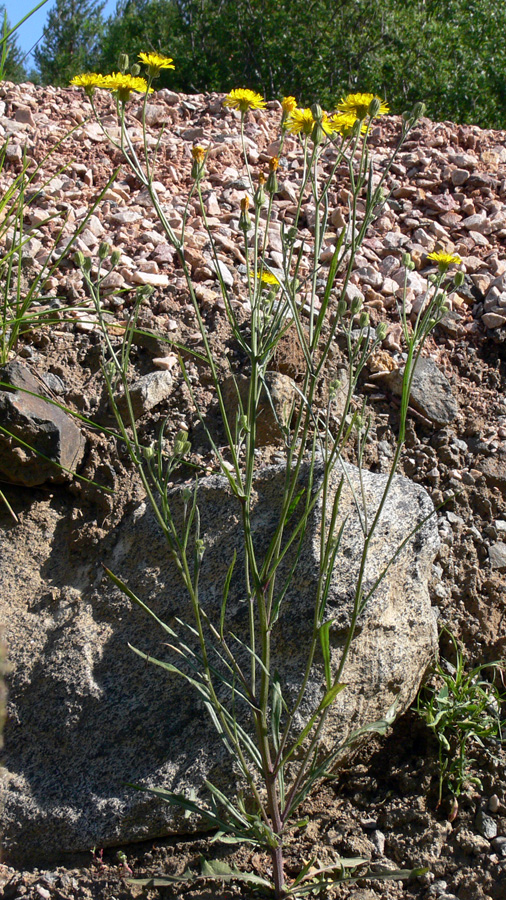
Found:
<box><xmin>0</xmin><ymin>459</ymin><xmax>439</xmax><ymax>865</ymax></box>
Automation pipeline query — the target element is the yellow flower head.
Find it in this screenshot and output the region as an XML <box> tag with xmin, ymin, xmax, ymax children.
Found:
<box><xmin>258</xmin><ymin>171</ymin><xmax>266</xmax><ymax>185</ymax></box>
<box><xmin>286</xmin><ymin>107</ymin><xmax>333</xmax><ymax>139</ymax></box>
<box><xmin>337</xmin><ymin>93</ymin><xmax>389</xmax><ymax>121</ymax></box>
<box><xmin>250</xmin><ymin>271</ymin><xmax>280</xmax><ymax>286</ymax></box>
<box><xmin>223</xmin><ymin>88</ymin><xmax>266</xmax><ymax>113</ymax></box>
<box><xmin>191</xmin><ymin>145</ymin><xmax>206</xmax><ymax>163</ymax></box>
<box><xmin>427</xmin><ymin>251</ymin><xmax>462</xmax><ymax>272</ymax></box>
<box><xmin>138</xmin><ymin>51</ymin><xmax>175</xmax><ymax>77</ymax></box>
<box><xmin>269</xmin><ymin>156</ymin><xmax>279</xmax><ymax>172</ymax></box>
<box><xmin>281</xmin><ymin>96</ymin><xmax>297</xmax><ymax>116</ymax></box>
<box><xmin>240</xmin><ymin>196</ymin><xmax>250</xmax><ymax>212</ymax></box>
<box><xmin>70</xmin><ymin>72</ymin><xmax>109</xmax><ymax>96</ymax></box>
<box><xmin>327</xmin><ymin>112</ymin><xmax>367</xmax><ymax>137</ymax></box>
<box><xmin>101</xmin><ymin>72</ymin><xmax>153</xmax><ymax>102</ymax></box>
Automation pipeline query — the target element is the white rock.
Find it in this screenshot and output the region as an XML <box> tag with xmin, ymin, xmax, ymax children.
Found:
<box><xmin>210</xmin><ymin>258</ymin><xmax>234</xmax><ymax>287</ymax></box>
<box><xmin>482</xmin><ymin>312</ymin><xmax>506</xmax><ymax>328</ymax></box>
<box><xmin>130</xmin><ymin>271</ymin><xmax>170</xmax><ymax>287</ymax></box>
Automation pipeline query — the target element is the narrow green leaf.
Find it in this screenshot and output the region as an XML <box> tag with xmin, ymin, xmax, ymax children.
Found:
<box><xmin>200</xmin><ymin>859</ymin><xmax>272</xmax><ymax>888</ymax></box>
<box><xmin>221</xmin><ymin>550</ymin><xmax>236</xmax><ymax>639</ymax></box>
<box><xmin>319</xmin><ymin>620</ymin><xmax>332</xmax><ymax>689</ymax></box>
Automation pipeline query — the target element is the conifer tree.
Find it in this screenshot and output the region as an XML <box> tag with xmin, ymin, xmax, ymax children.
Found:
<box><xmin>0</xmin><ymin>6</ymin><xmax>27</xmax><ymax>82</ymax></box>
<box><xmin>34</xmin><ymin>0</ymin><xmax>105</xmax><ymax>86</ymax></box>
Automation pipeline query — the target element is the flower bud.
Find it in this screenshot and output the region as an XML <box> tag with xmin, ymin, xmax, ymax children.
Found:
<box><xmin>174</xmin><ymin>430</ymin><xmax>190</xmax><ymax>456</ymax></box>
<box><xmin>191</xmin><ymin>145</ymin><xmax>206</xmax><ymax>183</ymax></box>
<box><xmin>350</xmin><ymin>296</ymin><xmax>363</xmax><ymax>316</ymax></box>
<box><xmin>402</xmin><ymin>251</ymin><xmax>415</xmax><ymax>271</ymax></box>
<box><xmin>337</xmin><ymin>299</ymin><xmax>347</xmax><ymax>318</ymax></box>
<box><xmin>254</xmin><ymin>172</ymin><xmax>266</xmax><ymax>210</ymax></box>
<box><xmin>98</xmin><ymin>241</ymin><xmax>110</xmax><ymax>261</ymax></box>
<box><xmin>74</xmin><ymin>250</ymin><xmax>85</xmax><ymax>268</ymax></box>
<box><xmin>136</xmin><ymin>284</ymin><xmax>154</xmax><ymax>302</ymax></box>
<box><xmin>266</xmin><ymin>156</ymin><xmax>279</xmax><ymax>195</ymax></box>
<box><xmin>454</xmin><ymin>270</ymin><xmax>465</xmax><ymax>288</ymax></box>
<box><xmin>110</xmin><ymin>249</ymin><xmax>121</xmax><ymax>267</ymax></box>
<box><xmin>311</xmin><ymin>103</ymin><xmax>323</xmax><ymax>123</ymax></box>
<box><xmin>367</xmin><ymin>97</ymin><xmax>381</xmax><ymax>118</ymax></box>
<box><xmin>117</xmin><ymin>53</ymin><xmax>129</xmax><ymax>73</ymax></box>
<box><xmin>130</xmin><ymin>63</ymin><xmax>141</xmax><ymax>77</ymax></box>
<box><xmin>376</xmin><ymin>322</ymin><xmax>388</xmax><ymax>342</ymax></box>
<box><xmin>239</xmin><ymin>195</ymin><xmax>252</xmax><ymax>233</ymax></box>
<box><xmin>359</xmin><ymin>311</ymin><xmax>370</xmax><ymax>329</ymax></box>
<box><xmin>82</xmin><ymin>255</ymin><xmax>92</xmax><ymax>273</ymax></box>
<box><xmin>411</xmin><ymin>101</ymin><xmax>426</xmax><ymax>121</ymax></box>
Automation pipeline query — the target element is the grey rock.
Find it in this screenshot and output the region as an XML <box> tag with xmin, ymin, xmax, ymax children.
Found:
<box><xmin>492</xmin><ymin>837</ymin><xmax>506</xmax><ymax>858</ymax></box>
<box><xmin>115</xmin><ymin>370</ymin><xmax>174</xmax><ymax>420</ymax></box>
<box><xmin>476</xmin><ymin>805</ymin><xmax>498</xmax><ymax>840</ymax></box>
<box><xmin>381</xmin><ymin>357</ymin><xmax>458</xmax><ymax>427</ymax></box>
<box><xmin>1</xmin><ymin>458</ymin><xmax>438</xmax><ymax>864</ymax></box>
<box><xmin>0</xmin><ymin>361</ymin><xmax>85</xmax><ymax>486</ymax></box>
<box><xmin>488</xmin><ymin>541</ymin><xmax>506</xmax><ymax>571</ymax></box>
<box><xmin>210</xmin><ymin>258</ymin><xmax>234</xmax><ymax>287</ymax></box>
<box><xmin>222</xmin><ymin>371</ymin><xmax>298</xmax><ymax>445</ymax></box>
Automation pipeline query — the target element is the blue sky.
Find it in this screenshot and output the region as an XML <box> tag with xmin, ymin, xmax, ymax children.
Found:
<box><xmin>4</xmin><ymin>0</ymin><xmax>117</xmax><ymax>67</ymax></box>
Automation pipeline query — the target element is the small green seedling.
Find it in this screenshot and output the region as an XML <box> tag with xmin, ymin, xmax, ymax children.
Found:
<box><xmin>416</xmin><ymin>630</ymin><xmax>505</xmax><ymax>805</ymax></box>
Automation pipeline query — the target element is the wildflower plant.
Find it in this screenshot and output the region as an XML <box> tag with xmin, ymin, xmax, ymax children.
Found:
<box><xmin>416</xmin><ymin>630</ymin><xmax>506</xmax><ymax>805</ymax></box>
<box><xmin>72</xmin><ymin>63</ymin><xmax>457</xmax><ymax>897</ymax></box>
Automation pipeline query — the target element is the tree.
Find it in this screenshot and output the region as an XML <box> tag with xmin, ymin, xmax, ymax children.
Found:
<box><xmin>96</xmin><ymin>0</ymin><xmax>506</xmax><ymax>128</ymax></box>
<box><xmin>0</xmin><ymin>6</ymin><xmax>27</xmax><ymax>82</ymax></box>
<box><xmin>34</xmin><ymin>0</ymin><xmax>105</xmax><ymax>86</ymax></box>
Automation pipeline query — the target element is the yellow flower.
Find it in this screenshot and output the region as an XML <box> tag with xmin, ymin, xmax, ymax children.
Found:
<box><xmin>138</xmin><ymin>51</ymin><xmax>175</xmax><ymax>77</ymax></box>
<box><xmin>269</xmin><ymin>156</ymin><xmax>279</xmax><ymax>171</ymax></box>
<box><xmin>70</xmin><ymin>72</ymin><xmax>109</xmax><ymax>96</ymax></box>
<box><xmin>427</xmin><ymin>251</ymin><xmax>462</xmax><ymax>272</ymax></box>
<box><xmin>286</xmin><ymin>107</ymin><xmax>333</xmax><ymax>138</ymax></box>
<box><xmin>101</xmin><ymin>72</ymin><xmax>153</xmax><ymax>102</ymax></box>
<box><xmin>281</xmin><ymin>96</ymin><xmax>297</xmax><ymax>116</ymax></box>
<box><xmin>337</xmin><ymin>93</ymin><xmax>389</xmax><ymax>121</ymax></box>
<box><xmin>250</xmin><ymin>271</ymin><xmax>280</xmax><ymax>288</ymax></box>
<box><xmin>260</xmin><ymin>272</ymin><xmax>279</xmax><ymax>285</ymax></box>
<box><xmin>223</xmin><ymin>88</ymin><xmax>266</xmax><ymax>113</ymax></box>
<box><xmin>327</xmin><ymin>112</ymin><xmax>367</xmax><ymax>137</ymax></box>
<box><xmin>191</xmin><ymin>145</ymin><xmax>206</xmax><ymax>163</ymax></box>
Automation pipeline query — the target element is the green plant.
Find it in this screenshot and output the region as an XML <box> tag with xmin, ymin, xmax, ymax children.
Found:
<box><xmin>72</xmin><ymin>67</ymin><xmax>463</xmax><ymax>897</ymax></box>
<box><xmin>416</xmin><ymin>630</ymin><xmax>506</xmax><ymax>804</ymax></box>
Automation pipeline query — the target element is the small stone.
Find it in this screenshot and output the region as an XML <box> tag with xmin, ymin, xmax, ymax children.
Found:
<box><xmin>152</xmin><ymin>355</ymin><xmax>179</xmax><ymax>371</ymax></box>
<box><xmin>488</xmin><ymin>794</ymin><xmax>500</xmax><ymax>813</ymax></box>
<box><xmin>476</xmin><ymin>804</ymin><xmax>498</xmax><ymax>839</ymax></box>
<box><xmin>130</xmin><ymin>271</ymin><xmax>170</xmax><ymax>287</ymax></box>
<box><xmin>115</xmin><ymin>370</ymin><xmax>174</xmax><ymax>420</ymax></box>
<box><xmin>381</xmin><ymin>357</ymin><xmax>458</xmax><ymax>427</ymax></box>
<box><xmin>210</xmin><ymin>258</ymin><xmax>234</xmax><ymax>287</ymax></box>
<box><xmin>451</xmin><ymin>168</ymin><xmax>469</xmax><ymax>186</ymax></box>
<box><xmin>482</xmin><ymin>312</ymin><xmax>506</xmax><ymax>329</ymax></box>
<box><xmin>488</xmin><ymin>541</ymin><xmax>506</xmax><ymax>571</ymax></box>
<box><xmin>492</xmin><ymin>836</ymin><xmax>506</xmax><ymax>858</ymax></box>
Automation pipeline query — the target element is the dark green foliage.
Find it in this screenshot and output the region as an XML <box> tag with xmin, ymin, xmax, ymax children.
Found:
<box><xmin>34</xmin><ymin>0</ymin><xmax>105</xmax><ymax>86</ymax></box>
<box><xmin>0</xmin><ymin>7</ymin><xmax>27</xmax><ymax>82</ymax></box>
<box><xmin>41</xmin><ymin>0</ymin><xmax>506</xmax><ymax>127</ymax></box>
